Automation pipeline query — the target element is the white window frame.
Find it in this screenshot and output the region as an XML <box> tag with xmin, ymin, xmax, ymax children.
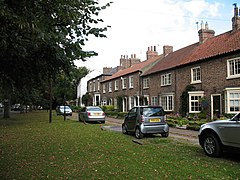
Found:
<box><xmin>159</xmin><ymin>94</ymin><xmax>174</xmax><ymax>111</ymax></box>
<box><xmin>89</xmin><ymin>82</ymin><xmax>92</xmax><ymax>92</ymax></box>
<box><xmin>161</xmin><ymin>73</ymin><xmax>172</xmax><ymax>86</ymax></box>
<box><xmin>227</xmin><ymin>57</ymin><xmax>240</xmax><ymax>79</ymax></box>
<box><xmin>225</xmin><ymin>87</ymin><xmax>240</xmax><ymax>114</ymax></box>
<box><xmin>129</xmin><ymin>76</ymin><xmax>134</xmax><ymax>88</ymax></box>
<box><xmin>143</xmin><ymin>78</ymin><xmax>150</xmax><ymax>89</ymax></box>
<box><xmin>109</xmin><ymin>82</ymin><xmax>112</xmax><ymax>92</ymax></box>
<box><xmin>97</xmin><ymin>79</ymin><xmax>100</xmax><ymax>91</ymax></box>
<box><xmin>191</xmin><ymin>66</ymin><xmax>201</xmax><ymax>84</ymax></box>
<box><xmin>188</xmin><ymin>91</ymin><xmax>204</xmax><ymax>113</ymax></box>
<box><xmin>151</xmin><ymin>96</ymin><xmax>158</xmax><ymax>106</ymax></box>
<box><xmin>122</xmin><ymin>78</ymin><xmax>127</xmax><ymax>89</ymax></box>
<box><xmin>103</xmin><ymin>84</ymin><xmax>106</xmax><ymax>94</ymax></box>
<box><xmin>93</xmin><ymin>80</ymin><xmax>96</xmax><ymax>91</ymax></box>
<box><xmin>129</xmin><ymin>96</ymin><xmax>135</xmax><ymax>109</ymax></box>
<box><xmin>115</xmin><ymin>80</ymin><xmax>119</xmax><ymax>91</ymax></box>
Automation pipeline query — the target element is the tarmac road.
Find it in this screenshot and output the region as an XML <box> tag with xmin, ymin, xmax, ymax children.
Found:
<box><xmin>103</xmin><ymin>116</ymin><xmax>199</xmax><ymax>145</ymax></box>
<box><xmin>70</xmin><ymin>113</ymin><xmax>199</xmax><ymax>145</ymax></box>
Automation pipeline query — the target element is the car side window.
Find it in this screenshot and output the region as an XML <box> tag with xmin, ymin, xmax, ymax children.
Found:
<box><xmin>129</xmin><ymin>108</ymin><xmax>137</xmax><ymax>117</ymax></box>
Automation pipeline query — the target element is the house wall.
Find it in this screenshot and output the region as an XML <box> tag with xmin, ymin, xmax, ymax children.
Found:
<box><xmin>175</xmin><ymin>53</ymin><xmax>240</xmax><ymax>116</ymax></box>
<box><xmin>101</xmin><ymin>71</ymin><xmax>141</xmax><ymax>111</ymax></box>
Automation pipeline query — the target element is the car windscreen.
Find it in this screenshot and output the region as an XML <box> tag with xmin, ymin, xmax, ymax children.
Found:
<box><xmin>60</xmin><ymin>106</ymin><xmax>71</xmax><ymax>110</ymax></box>
<box><xmin>87</xmin><ymin>107</ymin><xmax>102</xmax><ymax>111</ymax></box>
<box><xmin>141</xmin><ymin>107</ymin><xmax>165</xmax><ymax>117</ymax></box>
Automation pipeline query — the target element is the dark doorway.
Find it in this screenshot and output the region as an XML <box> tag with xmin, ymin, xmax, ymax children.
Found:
<box><xmin>212</xmin><ymin>95</ymin><xmax>221</xmax><ymax>119</ymax></box>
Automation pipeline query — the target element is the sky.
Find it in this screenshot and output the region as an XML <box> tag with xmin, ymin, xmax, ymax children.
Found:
<box><xmin>74</xmin><ymin>0</ymin><xmax>238</xmax><ymax>95</ymax></box>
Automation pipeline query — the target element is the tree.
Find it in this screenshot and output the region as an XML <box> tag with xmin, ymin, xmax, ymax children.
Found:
<box><xmin>0</xmin><ymin>0</ymin><xmax>111</xmax><ymax>118</ymax></box>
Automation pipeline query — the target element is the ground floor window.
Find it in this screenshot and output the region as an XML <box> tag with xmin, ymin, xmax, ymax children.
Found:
<box><xmin>114</xmin><ymin>98</ymin><xmax>118</xmax><ymax>109</ymax></box>
<box><xmin>160</xmin><ymin>94</ymin><xmax>174</xmax><ymax>111</ymax></box>
<box><xmin>129</xmin><ymin>96</ymin><xmax>135</xmax><ymax>109</ymax></box>
<box><xmin>188</xmin><ymin>91</ymin><xmax>204</xmax><ymax>113</ymax></box>
<box><xmin>151</xmin><ymin>96</ymin><xmax>158</xmax><ymax>105</ymax></box>
<box><xmin>225</xmin><ymin>88</ymin><xmax>240</xmax><ymax>113</ymax></box>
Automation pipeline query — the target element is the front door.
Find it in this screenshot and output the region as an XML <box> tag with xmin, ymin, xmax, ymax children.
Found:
<box><xmin>211</xmin><ymin>95</ymin><xmax>221</xmax><ymax>119</ymax></box>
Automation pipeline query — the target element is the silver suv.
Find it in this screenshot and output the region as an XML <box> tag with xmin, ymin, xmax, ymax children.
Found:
<box><xmin>198</xmin><ymin>113</ymin><xmax>240</xmax><ymax>157</ymax></box>
<box><xmin>122</xmin><ymin>106</ymin><xmax>169</xmax><ymax>139</ymax></box>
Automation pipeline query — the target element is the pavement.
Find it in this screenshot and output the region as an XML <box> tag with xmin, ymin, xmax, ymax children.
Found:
<box><xmin>70</xmin><ymin>113</ymin><xmax>199</xmax><ymax>145</ymax></box>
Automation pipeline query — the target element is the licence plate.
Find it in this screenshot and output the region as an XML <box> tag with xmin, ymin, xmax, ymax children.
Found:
<box><xmin>93</xmin><ymin>113</ymin><xmax>100</xmax><ymax>116</ymax></box>
<box><xmin>150</xmin><ymin>118</ymin><xmax>160</xmax><ymax>122</ymax></box>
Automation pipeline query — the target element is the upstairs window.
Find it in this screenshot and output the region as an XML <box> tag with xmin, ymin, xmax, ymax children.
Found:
<box><xmin>143</xmin><ymin>78</ymin><xmax>150</xmax><ymax>89</ymax></box>
<box><xmin>97</xmin><ymin>79</ymin><xmax>100</xmax><ymax>91</ymax></box>
<box><xmin>115</xmin><ymin>80</ymin><xmax>119</xmax><ymax>91</ymax></box>
<box><xmin>89</xmin><ymin>82</ymin><xmax>92</xmax><ymax>92</ymax></box>
<box><xmin>93</xmin><ymin>80</ymin><xmax>96</xmax><ymax>91</ymax></box>
<box><xmin>161</xmin><ymin>73</ymin><xmax>172</xmax><ymax>86</ymax></box>
<box><xmin>227</xmin><ymin>57</ymin><xmax>240</xmax><ymax>79</ymax></box>
<box><xmin>122</xmin><ymin>78</ymin><xmax>127</xmax><ymax>89</ymax></box>
<box><xmin>129</xmin><ymin>76</ymin><xmax>134</xmax><ymax>88</ymax></box>
<box><xmin>109</xmin><ymin>82</ymin><xmax>112</xmax><ymax>92</ymax></box>
<box><xmin>103</xmin><ymin>84</ymin><xmax>106</xmax><ymax>93</ymax></box>
<box><xmin>191</xmin><ymin>67</ymin><xmax>201</xmax><ymax>84</ymax></box>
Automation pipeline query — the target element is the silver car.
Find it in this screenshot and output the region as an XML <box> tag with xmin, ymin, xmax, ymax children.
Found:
<box><xmin>79</xmin><ymin>106</ymin><xmax>105</xmax><ymax>123</ymax></box>
<box><xmin>198</xmin><ymin>113</ymin><xmax>240</xmax><ymax>157</ymax></box>
<box><xmin>56</xmin><ymin>106</ymin><xmax>72</xmax><ymax>116</ymax></box>
<box><xmin>122</xmin><ymin>106</ymin><xmax>169</xmax><ymax>139</ymax></box>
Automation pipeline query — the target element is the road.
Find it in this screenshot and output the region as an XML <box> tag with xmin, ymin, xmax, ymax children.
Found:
<box><xmin>102</xmin><ymin>116</ymin><xmax>199</xmax><ymax>145</ymax></box>
<box><xmin>70</xmin><ymin>113</ymin><xmax>199</xmax><ymax>145</ymax></box>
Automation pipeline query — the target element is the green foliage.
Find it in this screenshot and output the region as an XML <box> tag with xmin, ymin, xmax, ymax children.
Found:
<box><xmin>0</xmin><ymin>0</ymin><xmax>111</xmax><ymax>117</ymax></box>
<box><xmin>100</xmin><ymin>105</ymin><xmax>114</xmax><ymax>112</ymax></box>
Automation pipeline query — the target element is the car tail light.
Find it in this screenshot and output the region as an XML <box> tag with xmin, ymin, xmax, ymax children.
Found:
<box><xmin>163</xmin><ymin>115</ymin><xmax>167</xmax><ymax>122</ymax></box>
<box><xmin>88</xmin><ymin>112</ymin><xmax>91</xmax><ymax>116</ymax></box>
<box><xmin>141</xmin><ymin>115</ymin><xmax>144</xmax><ymax>122</ymax></box>
<box><xmin>102</xmin><ymin>112</ymin><xmax>105</xmax><ymax>116</ymax></box>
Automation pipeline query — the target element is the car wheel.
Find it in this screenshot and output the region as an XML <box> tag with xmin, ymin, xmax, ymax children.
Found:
<box><xmin>101</xmin><ymin>121</ymin><xmax>105</xmax><ymax>124</ymax></box>
<box><xmin>161</xmin><ymin>132</ymin><xmax>169</xmax><ymax>137</ymax></box>
<box><xmin>203</xmin><ymin>133</ymin><xmax>222</xmax><ymax>157</ymax></box>
<box><xmin>122</xmin><ymin>124</ymin><xmax>128</xmax><ymax>134</ymax></box>
<box><xmin>135</xmin><ymin>127</ymin><xmax>144</xmax><ymax>139</ymax></box>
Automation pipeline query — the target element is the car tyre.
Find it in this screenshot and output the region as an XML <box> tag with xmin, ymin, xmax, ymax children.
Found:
<box><xmin>122</xmin><ymin>124</ymin><xmax>128</xmax><ymax>134</ymax></box>
<box><xmin>203</xmin><ymin>133</ymin><xmax>222</xmax><ymax>157</ymax></box>
<box><xmin>135</xmin><ymin>127</ymin><xmax>144</xmax><ymax>139</ymax></box>
<box><xmin>161</xmin><ymin>132</ymin><xmax>169</xmax><ymax>137</ymax></box>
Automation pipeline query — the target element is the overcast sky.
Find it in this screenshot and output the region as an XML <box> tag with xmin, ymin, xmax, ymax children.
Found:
<box><xmin>75</xmin><ymin>0</ymin><xmax>237</xmax><ymax>94</ymax></box>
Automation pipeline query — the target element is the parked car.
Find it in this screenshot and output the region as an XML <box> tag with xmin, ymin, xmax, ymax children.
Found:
<box><xmin>79</xmin><ymin>106</ymin><xmax>105</xmax><ymax>123</ymax></box>
<box><xmin>198</xmin><ymin>113</ymin><xmax>240</xmax><ymax>157</ymax></box>
<box><xmin>56</xmin><ymin>106</ymin><xmax>72</xmax><ymax>116</ymax></box>
<box><xmin>122</xmin><ymin>106</ymin><xmax>169</xmax><ymax>139</ymax></box>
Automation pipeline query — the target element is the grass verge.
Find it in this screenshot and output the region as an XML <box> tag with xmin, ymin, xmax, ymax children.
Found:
<box><xmin>1</xmin><ymin>111</ymin><xmax>240</xmax><ymax>179</ymax></box>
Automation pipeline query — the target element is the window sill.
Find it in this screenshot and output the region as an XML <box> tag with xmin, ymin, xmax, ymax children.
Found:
<box><xmin>190</xmin><ymin>81</ymin><xmax>201</xmax><ymax>85</ymax></box>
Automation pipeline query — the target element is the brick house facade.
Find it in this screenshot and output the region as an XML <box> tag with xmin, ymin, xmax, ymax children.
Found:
<box><xmin>85</xmin><ymin>5</ymin><xmax>240</xmax><ymax>118</ymax></box>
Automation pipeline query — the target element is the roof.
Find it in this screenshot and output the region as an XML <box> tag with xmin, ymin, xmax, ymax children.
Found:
<box><xmin>102</xmin><ymin>55</ymin><xmax>162</xmax><ymax>82</ymax></box>
<box><xmin>144</xmin><ymin>29</ymin><xmax>240</xmax><ymax>75</ymax></box>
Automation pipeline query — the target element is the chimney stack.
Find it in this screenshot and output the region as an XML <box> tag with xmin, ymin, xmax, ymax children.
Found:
<box><xmin>163</xmin><ymin>45</ymin><xmax>173</xmax><ymax>57</ymax></box>
<box><xmin>103</xmin><ymin>67</ymin><xmax>113</xmax><ymax>74</ymax></box>
<box><xmin>232</xmin><ymin>3</ymin><xmax>240</xmax><ymax>31</ymax></box>
<box><xmin>198</xmin><ymin>21</ymin><xmax>215</xmax><ymax>44</ymax></box>
<box><xmin>146</xmin><ymin>45</ymin><xmax>158</xmax><ymax>60</ymax></box>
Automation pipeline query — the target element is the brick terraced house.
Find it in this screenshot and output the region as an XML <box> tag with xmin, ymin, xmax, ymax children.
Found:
<box><xmin>86</xmin><ymin>5</ymin><xmax>240</xmax><ymax>118</ymax></box>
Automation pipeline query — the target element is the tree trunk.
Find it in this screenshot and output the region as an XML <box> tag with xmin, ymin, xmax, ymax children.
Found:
<box><xmin>3</xmin><ymin>99</ymin><xmax>10</xmax><ymax>118</ymax></box>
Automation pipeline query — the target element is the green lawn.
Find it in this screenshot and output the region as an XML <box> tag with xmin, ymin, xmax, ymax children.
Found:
<box><xmin>1</xmin><ymin>111</ymin><xmax>240</xmax><ymax>179</ymax></box>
